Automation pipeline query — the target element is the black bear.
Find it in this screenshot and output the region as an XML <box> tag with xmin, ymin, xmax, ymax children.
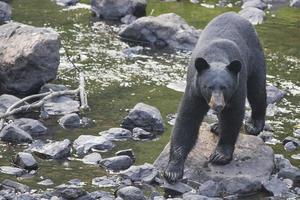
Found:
<box><xmin>164</xmin><ymin>12</ymin><xmax>266</xmax><ymax>183</ymax></box>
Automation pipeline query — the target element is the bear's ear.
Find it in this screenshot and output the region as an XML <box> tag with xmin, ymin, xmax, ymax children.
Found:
<box><xmin>195</xmin><ymin>57</ymin><xmax>210</xmax><ymax>73</ymax></box>
<box><xmin>227</xmin><ymin>60</ymin><xmax>242</xmax><ymax>75</ymax></box>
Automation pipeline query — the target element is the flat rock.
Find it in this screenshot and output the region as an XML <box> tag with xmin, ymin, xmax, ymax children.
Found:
<box><xmin>290</xmin><ymin>0</ymin><xmax>300</xmax><ymax>7</ymax></box>
<box><xmin>119</xmin><ymin>13</ymin><xmax>200</xmax><ymax>50</ymax></box>
<box><xmin>0</xmin><ymin>166</ymin><xmax>26</xmax><ymax>176</ymax></box>
<box><xmin>51</xmin><ymin>185</ymin><xmax>87</xmax><ymax>199</ymax></box>
<box><xmin>13</xmin><ymin>152</ymin><xmax>38</xmax><ymax>170</ymax></box>
<box><xmin>117</xmin><ymin>186</ymin><xmax>146</xmax><ymax>200</ymax></box>
<box><xmin>154</xmin><ymin>123</ymin><xmax>274</xmax><ymax>196</ymax></box>
<box><xmin>99</xmin><ymin>127</ymin><xmax>132</xmax><ymax>141</ymax></box>
<box><xmin>91</xmin><ymin>0</ymin><xmax>146</xmax><ymax>20</ymax></box>
<box><xmin>37</xmin><ymin>179</ymin><xmax>54</xmax><ymax>186</ymax></box>
<box><xmin>239</xmin><ymin>7</ymin><xmax>265</xmax><ymax>25</ymax></box>
<box><xmin>32</xmin><ymin>139</ymin><xmax>71</xmax><ymax>159</ymax></box>
<box><xmin>73</xmin><ymin>135</ymin><xmax>114</xmax><ymax>155</ymax></box>
<box><xmin>1</xmin><ymin>179</ymin><xmax>30</xmax><ymax>193</ymax></box>
<box><xmin>0</xmin><ymin>22</ymin><xmax>60</xmax><ymax>95</ymax></box>
<box><xmin>89</xmin><ymin>191</ymin><xmax>115</xmax><ymax>199</ymax></box>
<box><xmin>163</xmin><ymin>181</ymin><xmax>193</xmax><ymax>194</ymax></box>
<box><xmin>56</xmin><ymin>0</ymin><xmax>79</xmax><ymax>6</ymax></box>
<box><xmin>43</xmin><ymin>96</ymin><xmax>80</xmax><ymax>116</ymax></box>
<box><xmin>132</xmin><ymin>127</ymin><xmax>155</xmax><ymax>140</ymax></box>
<box><xmin>92</xmin><ymin>176</ymin><xmax>119</xmax><ymax>187</ymax></box>
<box><xmin>99</xmin><ymin>155</ymin><xmax>133</xmax><ymax>171</ymax></box>
<box><xmin>82</xmin><ymin>152</ymin><xmax>102</xmax><ymax>164</ymax></box>
<box><xmin>183</xmin><ymin>193</ymin><xmax>222</xmax><ymax>200</ymax></box>
<box><xmin>115</xmin><ymin>149</ymin><xmax>135</xmax><ymax>162</ymax></box>
<box><xmin>58</xmin><ymin>113</ymin><xmax>81</xmax><ymax>129</ymax></box>
<box><xmin>0</xmin><ymin>1</ymin><xmax>11</xmax><ymax>22</ymax></box>
<box><xmin>119</xmin><ymin>163</ymin><xmax>158</xmax><ymax>182</ymax></box>
<box><xmin>266</xmin><ymin>85</ymin><xmax>286</xmax><ymax>104</ymax></box>
<box><xmin>241</xmin><ymin>0</ymin><xmax>267</xmax><ymax>10</ymax></box>
<box><xmin>12</xmin><ymin>118</ymin><xmax>47</xmax><ymax>136</ymax></box>
<box><xmin>262</xmin><ymin>176</ymin><xmax>289</xmax><ymax>197</ymax></box>
<box><xmin>121</xmin><ymin>102</ymin><xmax>164</xmax><ymax>133</ymax></box>
<box><xmin>0</xmin><ymin>124</ymin><xmax>33</xmax><ymax>143</ymax></box>
<box><xmin>0</xmin><ymin>94</ymin><xmax>21</xmax><ymax>114</ymax></box>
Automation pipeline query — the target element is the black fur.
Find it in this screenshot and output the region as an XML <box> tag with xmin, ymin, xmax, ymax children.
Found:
<box><xmin>164</xmin><ymin>12</ymin><xmax>266</xmax><ymax>183</ymax></box>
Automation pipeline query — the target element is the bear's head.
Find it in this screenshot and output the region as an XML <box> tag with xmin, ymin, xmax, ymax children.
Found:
<box><xmin>194</xmin><ymin>57</ymin><xmax>241</xmax><ymax>113</ymax></box>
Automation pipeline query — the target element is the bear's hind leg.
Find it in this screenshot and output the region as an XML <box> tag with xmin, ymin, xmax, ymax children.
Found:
<box><xmin>210</xmin><ymin>102</ymin><xmax>244</xmax><ymax>165</ymax></box>
<box><xmin>245</xmin><ymin>71</ymin><xmax>266</xmax><ymax>135</ymax></box>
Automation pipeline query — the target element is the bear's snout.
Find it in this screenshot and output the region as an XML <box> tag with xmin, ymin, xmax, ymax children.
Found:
<box><xmin>209</xmin><ymin>91</ymin><xmax>225</xmax><ymax>113</ymax></box>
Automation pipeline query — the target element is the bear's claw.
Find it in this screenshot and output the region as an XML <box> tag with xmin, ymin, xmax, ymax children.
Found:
<box><xmin>210</xmin><ymin>123</ymin><xmax>221</xmax><ymax>135</ymax></box>
<box><xmin>209</xmin><ymin>145</ymin><xmax>233</xmax><ymax>165</ymax></box>
<box><xmin>245</xmin><ymin>119</ymin><xmax>264</xmax><ymax>136</ymax></box>
<box><xmin>163</xmin><ymin>163</ymin><xmax>184</xmax><ymax>183</ymax></box>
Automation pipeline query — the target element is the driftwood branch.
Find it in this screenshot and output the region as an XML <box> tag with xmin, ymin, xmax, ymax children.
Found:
<box><xmin>79</xmin><ymin>72</ymin><xmax>89</xmax><ymax>111</ymax></box>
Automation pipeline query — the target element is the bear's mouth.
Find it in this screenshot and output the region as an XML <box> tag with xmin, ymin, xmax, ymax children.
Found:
<box><xmin>209</xmin><ymin>91</ymin><xmax>225</xmax><ymax>114</ymax></box>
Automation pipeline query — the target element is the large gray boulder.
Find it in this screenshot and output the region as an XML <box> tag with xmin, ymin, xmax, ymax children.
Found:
<box><xmin>0</xmin><ymin>22</ymin><xmax>60</xmax><ymax>95</ymax></box>
<box><xmin>119</xmin><ymin>13</ymin><xmax>200</xmax><ymax>50</ymax></box>
<box><xmin>0</xmin><ymin>1</ymin><xmax>11</xmax><ymax>23</ymax></box>
<box><xmin>154</xmin><ymin>123</ymin><xmax>274</xmax><ymax>197</ymax></box>
<box><xmin>91</xmin><ymin>0</ymin><xmax>146</xmax><ymax>20</ymax></box>
<box><xmin>121</xmin><ymin>103</ymin><xmax>164</xmax><ymax>133</ymax></box>
<box><xmin>239</xmin><ymin>7</ymin><xmax>265</xmax><ymax>25</ymax></box>
<box><xmin>290</xmin><ymin>0</ymin><xmax>300</xmax><ymax>7</ymax></box>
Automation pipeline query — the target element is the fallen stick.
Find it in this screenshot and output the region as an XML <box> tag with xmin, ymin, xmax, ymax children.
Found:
<box><xmin>79</xmin><ymin>72</ymin><xmax>89</xmax><ymax>111</ymax></box>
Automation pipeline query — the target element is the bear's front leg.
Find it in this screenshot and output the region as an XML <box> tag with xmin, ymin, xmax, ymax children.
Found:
<box><xmin>164</xmin><ymin>92</ymin><xmax>209</xmax><ymax>183</ymax></box>
<box><xmin>209</xmin><ymin>100</ymin><xmax>245</xmax><ymax>165</ymax></box>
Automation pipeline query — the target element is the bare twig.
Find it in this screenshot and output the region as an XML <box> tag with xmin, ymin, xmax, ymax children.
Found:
<box><xmin>79</xmin><ymin>72</ymin><xmax>89</xmax><ymax>111</ymax></box>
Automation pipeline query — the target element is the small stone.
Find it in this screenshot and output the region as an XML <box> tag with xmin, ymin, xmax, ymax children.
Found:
<box><xmin>37</xmin><ymin>179</ymin><xmax>54</xmax><ymax>186</ymax></box>
<box><xmin>68</xmin><ymin>179</ymin><xmax>83</xmax><ymax>186</ymax></box>
<box><xmin>284</xmin><ymin>141</ymin><xmax>297</xmax><ymax>152</ymax></box>
<box><xmin>14</xmin><ymin>152</ymin><xmax>38</xmax><ymax>170</ymax></box>
<box><xmin>119</xmin><ymin>163</ymin><xmax>158</xmax><ymax>182</ymax></box>
<box><xmin>258</xmin><ymin>131</ymin><xmax>274</xmax><ymax>143</ymax></box>
<box><xmin>115</xmin><ymin>149</ymin><xmax>135</xmax><ymax>162</ymax></box>
<box><xmin>99</xmin><ymin>128</ymin><xmax>132</xmax><ymax>141</ymax></box>
<box><xmin>117</xmin><ymin>186</ymin><xmax>146</xmax><ymax>200</ymax></box>
<box><xmin>56</xmin><ymin>0</ymin><xmax>79</xmax><ymax>6</ymax></box>
<box><xmin>121</xmin><ymin>103</ymin><xmax>164</xmax><ymax>133</ymax></box>
<box><xmin>1</xmin><ymin>179</ymin><xmax>30</xmax><ymax>193</ymax></box>
<box><xmin>32</xmin><ymin>139</ymin><xmax>71</xmax><ymax>159</ymax></box>
<box><xmin>58</xmin><ymin>113</ymin><xmax>81</xmax><ymax>129</ymax></box>
<box><xmin>51</xmin><ymin>185</ymin><xmax>87</xmax><ymax>199</ymax></box>
<box><xmin>274</xmin><ymin>154</ymin><xmax>292</xmax><ymax>171</ymax></box>
<box><xmin>262</xmin><ymin>176</ymin><xmax>289</xmax><ymax>197</ymax></box>
<box><xmin>198</xmin><ymin>180</ymin><xmax>223</xmax><ymax>197</ymax></box>
<box><xmin>73</xmin><ymin>135</ymin><xmax>114</xmax><ymax>155</ymax></box>
<box><xmin>121</xmin><ymin>14</ymin><xmax>137</xmax><ymax>24</ymax></box>
<box><xmin>242</xmin><ymin>0</ymin><xmax>267</xmax><ymax>10</ymax></box>
<box><xmin>82</xmin><ymin>153</ymin><xmax>102</xmax><ymax>164</ymax></box>
<box><xmin>239</xmin><ymin>7</ymin><xmax>265</xmax><ymax>25</ymax></box>
<box><xmin>0</xmin><ymin>2</ymin><xmax>11</xmax><ymax>22</ymax></box>
<box><xmin>163</xmin><ymin>181</ymin><xmax>193</xmax><ymax>195</ymax></box>
<box><xmin>278</xmin><ymin>167</ymin><xmax>300</xmax><ymax>185</ymax></box>
<box><xmin>89</xmin><ymin>190</ymin><xmax>114</xmax><ymax>199</ymax></box>
<box><xmin>0</xmin><ymin>166</ymin><xmax>26</xmax><ymax>176</ymax></box>
<box><xmin>282</xmin><ymin>136</ymin><xmax>300</xmax><ymax>146</ymax></box>
<box><xmin>13</xmin><ymin>118</ymin><xmax>47</xmax><ymax>137</ymax></box>
<box><xmin>132</xmin><ymin>127</ymin><xmax>155</xmax><ymax>140</ymax></box>
<box><xmin>183</xmin><ymin>193</ymin><xmax>222</xmax><ymax>200</ymax></box>
<box><xmin>293</xmin><ymin>129</ymin><xmax>300</xmax><ymax>138</ymax></box>
<box><xmin>92</xmin><ymin>176</ymin><xmax>119</xmax><ymax>187</ymax></box>
<box><xmin>0</xmin><ymin>94</ymin><xmax>21</xmax><ymax>114</ymax></box>
<box><xmin>99</xmin><ymin>155</ymin><xmax>133</xmax><ymax>171</ymax></box>
<box><xmin>266</xmin><ymin>85</ymin><xmax>286</xmax><ymax>104</ymax></box>
<box><xmin>0</xmin><ymin>124</ymin><xmax>32</xmax><ymax>143</ymax></box>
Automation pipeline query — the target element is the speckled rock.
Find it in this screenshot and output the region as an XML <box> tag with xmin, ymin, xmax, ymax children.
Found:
<box><xmin>14</xmin><ymin>152</ymin><xmax>38</xmax><ymax>170</ymax></box>
<box><xmin>73</xmin><ymin>135</ymin><xmax>114</xmax><ymax>155</ymax></box>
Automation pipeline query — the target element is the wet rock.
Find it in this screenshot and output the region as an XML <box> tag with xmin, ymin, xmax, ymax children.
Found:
<box><xmin>262</xmin><ymin>176</ymin><xmax>289</xmax><ymax>196</ymax></box>
<box><xmin>56</xmin><ymin>0</ymin><xmax>79</xmax><ymax>6</ymax></box>
<box><xmin>99</xmin><ymin>127</ymin><xmax>132</xmax><ymax>141</ymax></box>
<box><xmin>132</xmin><ymin>127</ymin><xmax>155</xmax><ymax>140</ymax></box>
<box><xmin>120</xmin><ymin>163</ymin><xmax>158</xmax><ymax>182</ymax></box>
<box><xmin>239</xmin><ymin>7</ymin><xmax>265</xmax><ymax>25</ymax></box>
<box><xmin>92</xmin><ymin>176</ymin><xmax>119</xmax><ymax>187</ymax></box>
<box><xmin>117</xmin><ymin>186</ymin><xmax>146</xmax><ymax>200</ymax></box>
<box><xmin>283</xmin><ymin>136</ymin><xmax>300</xmax><ymax>146</ymax></box>
<box><xmin>13</xmin><ymin>118</ymin><xmax>47</xmax><ymax>136</ymax></box>
<box><xmin>0</xmin><ymin>166</ymin><xmax>26</xmax><ymax>176</ymax></box>
<box><xmin>43</xmin><ymin>96</ymin><xmax>80</xmax><ymax>116</ymax></box>
<box><xmin>32</xmin><ymin>139</ymin><xmax>71</xmax><ymax>159</ymax></box>
<box><xmin>119</xmin><ymin>13</ymin><xmax>200</xmax><ymax>50</ymax></box>
<box><xmin>197</xmin><ymin>180</ymin><xmax>223</xmax><ymax>197</ymax></box>
<box><xmin>0</xmin><ymin>22</ymin><xmax>60</xmax><ymax>95</ymax></box>
<box><xmin>82</xmin><ymin>152</ymin><xmax>102</xmax><ymax>164</ymax></box>
<box><xmin>1</xmin><ymin>179</ymin><xmax>30</xmax><ymax>193</ymax></box>
<box><xmin>242</xmin><ymin>0</ymin><xmax>267</xmax><ymax>10</ymax></box>
<box><xmin>290</xmin><ymin>0</ymin><xmax>300</xmax><ymax>7</ymax></box>
<box><xmin>99</xmin><ymin>155</ymin><xmax>133</xmax><ymax>171</ymax></box>
<box><xmin>0</xmin><ymin>1</ymin><xmax>11</xmax><ymax>23</ymax></box>
<box><xmin>58</xmin><ymin>113</ymin><xmax>81</xmax><ymax>129</ymax></box>
<box><xmin>121</xmin><ymin>14</ymin><xmax>137</xmax><ymax>24</ymax></box>
<box><xmin>14</xmin><ymin>152</ymin><xmax>38</xmax><ymax>170</ymax></box>
<box><xmin>51</xmin><ymin>185</ymin><xmax>87</xmax><ymax>199</ymax></box>
<box><xmin>91</xmin><ymin>0</ymin><xmax>146</xmax><ymax>20</ymax></box>
<box><xmin>266</xmin><ymin>85</ymin><xmax>286</xmax><ymax>104</ymax></box>
<box><xmin>0</xmin><ymin>94</ymin><xmax>21</xmax><ymax>114</ymax></box>
<box><xmin>73</xmin><ymin>135</ymin><xmax>114</xmax><ymax>155</ymax></box>
<box><xmin>40</xmin><ymin>83</ymin><xmax>68</xmax><ymax>93</ymax></box>
<box><xmin>163</xmin><ymin>181</ymin><xmax>193</xmax><ymax>194</ymax></box>
<box><xmin>121</xmin><ymin>103</ymin><xmax>164</xmax><ymax>133</ymax></box>
<box><xmin>278</xmin><ymin>167</ymin><xmax>300</xmax><ymax>184</ymax></box>
<box><xmin>284</xmin><ymin>141</ymin><xmax>297</xmax><ymax>152</ymax></box>
<box><xmin>89</xmin><ymin>191</ymin><xmax>115</xmax><ymax>199</ymax></box>
<box><xmin>154</xmin><ymin>123</ymin><xmax>274</xmax><ymax>196</ymax></box>
<box><xmin>37</xmin><ymin>179</ymin><xmax>54</xmax><ymax>186</ymax></box>
<box><xmin>115</xmin><ymin>149</ymin><xmax>135</xmax><ymax>162</ymax></box>
<box><xmin>0</xmin><ymin>124</ymin><xmax>32</xmax><ymax>143</ymax></box>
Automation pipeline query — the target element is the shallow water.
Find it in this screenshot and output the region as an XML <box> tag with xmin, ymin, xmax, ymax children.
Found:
<box><xmin>0</xmin><ymin>0</ymin><xmax>299</xmax><ymax>196</ymax></box>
